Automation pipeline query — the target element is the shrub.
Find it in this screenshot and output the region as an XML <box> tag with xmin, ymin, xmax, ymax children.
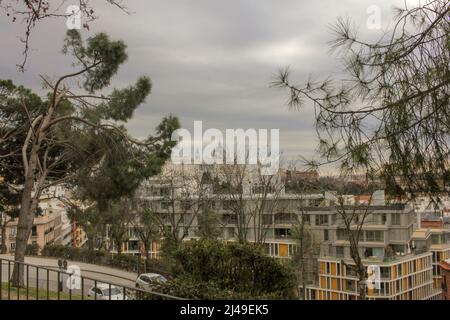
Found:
<box><xmin>156</xmin><ymin>239</ymin><xmax>297</xmax><ymax>299</ymax></box>
<box><xmin>39</xmin><ymin>245</ymin><xmax>170</xmax><ymax>276</ymax></box>
<box><xmin>25</xmin><ymin>243</ymin><xmax>39</xmax><ymax>256</ymax></box>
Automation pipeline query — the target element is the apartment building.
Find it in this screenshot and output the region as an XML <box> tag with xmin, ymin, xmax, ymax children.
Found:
<box><xmin>303</xmin><ymin>203</ymin><xmax>442</xmax><ymax>300</ymax></box>
<box><xmin>440</xmin><ymin>259</ymin><xmax>450</xmax><ymax>300</ymax></box>
<box><xmin>71</xmin><ymin>222</ymin><xmax>88</xmax><ymax>248</ymax></box>
<box><xmin>428</xmin><ymin>229</ymin><xmax>450</xmax><ymax>293</ymax></box>
<box><xmin>100</xmin><ymin>164</ymin><xmax>449</xmax><ymax>300</ymax></box>
<box><xmin>5</xmin><ymin>212</ymin><xmax>62</xmax><ymax>253</ymax></box>
<box><xmin>107</xmin><ymin>226</ymin><xmax>160</xmax><ymax>259</ymax></box>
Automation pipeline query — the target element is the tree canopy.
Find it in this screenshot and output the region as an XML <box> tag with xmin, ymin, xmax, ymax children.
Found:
<box><xmin>275</xmin><ymin>0</ymin><xmax>450</xmax><ymax>196</ymax></box>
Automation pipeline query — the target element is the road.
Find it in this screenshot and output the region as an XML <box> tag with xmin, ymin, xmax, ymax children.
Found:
<box><xmin>0</xmin><ymin>254</ymin><xmax>139</xmax><ymax>299</ymax></box>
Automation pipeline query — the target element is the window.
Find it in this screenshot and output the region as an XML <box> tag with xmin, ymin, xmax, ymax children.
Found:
<box><xmin>303</xmin><ymin>215</ymin><xmax>311</xmax><ymax>225</ymax></box>
<box><xmin>31</xmin><ymin>226</ymin><xmax>37</xmax><ymax>237</ymax></box>
<box><xmin>391</xmin><ymin>213</ymin><xmax>401</xmax><ymax>225</ymax></box>
<box><xmin>365</xmin><ymin>231</ymin><xmax>384</xmax><ymax>242</ymax></box>
<box><xmin>227</xmin><ymin>227</ymin><xmax>236</xmax><ymax>238</ymax></box>
<box><xmin>337</xmin><ymin>228</ymin><xmax>349</xmax><ymax>241</ymax></box>
<box><xmin>381</xmin><ymin>214</ymin><xmax>387</xmax><ymax>224</ymax></box>
<box><xmin>380</xmin><ymin>267</ymin><xmax>390</xmax><ymax>279</ymax></box>
<box><xmin>315</xmin><ymin>215</ymin><xmax>328</xmax><ymax>226</ymax></box>
<box><xmin>263</xmin><ymin>215</ymin><xmax>273</xmax><ymax>225</ymax></box>
<box><xmin>336</xmin><ymin>246</ymin><xmax>344</xmax><ymax>258</ymax></box>
<box><xmin>161</xmin><ymin>201</ymin><xmax>170</xmax><ymax>210</ymax></box>
<box><xmin>222</xmin><ymin>214</ymin><xmax>237</xmax><ymax>224</ymax></box>
<box><xmin>324</xmin><ymin>229</ymin><xmax>329</xmax><ymax>241</ymax></box>
<box><xmin>431</xmin><ymin>235</ymin><xmax>441</xmax><ymax>244</ymax></box>
<box><xmin>346</xmin><ymin>279</ymin><xmax>355</xmax><ymax>291</ymax></box>
<box><xmin>275</xmin><ymin>228</ymin><xmax>291</xmax><ymax>239</ymax></box>
<box><xmin>181</xmin><ymin>201</ymin><xmax>192</xmax><ymax>211</ymax></box>
<box><xmin>346</xmin><ymin>266</ymin><xmax>357</xmax><ymax>277</ymax></box>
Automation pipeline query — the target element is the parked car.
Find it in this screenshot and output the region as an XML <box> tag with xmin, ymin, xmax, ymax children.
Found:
<box><xmin>135</xmin><ymin>273</ymin><xmax>167</xmax><ymax>291</ymax></box>
<box><xmin>88</xmin><ymin>283</ymin><xmax>128</xmax><ymax>300</ymax></box>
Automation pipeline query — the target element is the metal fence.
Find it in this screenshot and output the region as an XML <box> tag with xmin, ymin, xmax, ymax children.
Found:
<box><xmin>0</xmin><ymin>258</ymin><xmax>183</xmax><ymax>301</ymax></box>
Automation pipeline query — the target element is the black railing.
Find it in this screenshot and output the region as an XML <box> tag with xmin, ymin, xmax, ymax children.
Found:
<box><xmin>0</xmin><ymin>258</ymin><xmax>183</xmax><ymax>301</ymax></box>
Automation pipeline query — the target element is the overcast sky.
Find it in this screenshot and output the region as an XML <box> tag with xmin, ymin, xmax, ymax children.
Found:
<box><xmin>0</xmin><ymin>0</ymin><xmax>419</xmax><ymax>173</ymax></box>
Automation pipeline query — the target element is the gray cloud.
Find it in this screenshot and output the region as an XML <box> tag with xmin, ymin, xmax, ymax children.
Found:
<box><xmin>0</xmin><ymin>0</ymin><xmax>417</xmax><ymax>170</ymax></box>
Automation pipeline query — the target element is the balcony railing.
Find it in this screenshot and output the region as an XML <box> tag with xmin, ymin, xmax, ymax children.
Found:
<box><xmin>0</xmin><ymin>258</ymin><xmax>184</xmax><ymax>301</ymax></box>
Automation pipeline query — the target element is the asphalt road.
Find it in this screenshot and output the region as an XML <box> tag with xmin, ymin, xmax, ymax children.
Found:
<box><xmin>0</xmin><ymin>254</ymin><xmax>139</xmax><ymax>299</ymax></box>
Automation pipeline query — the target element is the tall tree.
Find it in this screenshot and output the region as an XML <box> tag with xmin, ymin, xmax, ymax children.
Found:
<box><xmin>73</xmin><ymin>115</ymin><xmax>179</xmax><ymax>254</ymax></box>
<box><xmin>275</xmin><ymin>0</ymin><xmax>450</xmax><ymax>195</ymax></box>
<box><xmin>1</xmin><ymin>29</ymin><xmax>169</xmax><ymax>286</ymax></box>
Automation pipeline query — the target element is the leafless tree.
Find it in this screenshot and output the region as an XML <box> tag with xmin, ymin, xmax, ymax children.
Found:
<box><xmin>291</xmin><ymin>207</ymin><xmax>315</xmax><ymax>300</ymax></box>
<box><xmin>214</xmin><ymin>162</ymin><xmax>286</xmax><ymax>245</ymax></box>
<box><xmin>145</xmin><ymin>165</ymin><xmax>211</xmax><ymax>252</ymax></box>
<box><xmin>335</xmin><ymin>195</ymin><xmax>373</xmax><ymax>300</ymax></box>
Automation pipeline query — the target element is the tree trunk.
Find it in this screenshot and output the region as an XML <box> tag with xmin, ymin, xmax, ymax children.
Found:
<box><xmin>1</xmin><ymin>221</ymin><xmax>7</xmax><ymax>254</ymax></box>
<box><xmin>11</xmin><ymin>160</ymin><xmax>38</xmax><ymax>287</ymax></box>
<box><xmin>87</xmin><ymin>237</ymin><xmax>94</xmax><ymax>250</ymax></box>
<box><xmin>117</xmin><ymin>239</ymin><xmax>123</xmax><ymax>255</ymax></box>
<box><xmin>356</xmin><ymin>261</ymin><xmax>367</xmax><ymax>300</ymax></box>
<box><xmin>358</xmin><ymin>277</ymin><xmax>367</xmax><ymax>300</ymax></box>
<box><xmin>299</xmin><ymin>217</ymin><xmax>306</xmax><ymax>300</ymax></box>
<box><xmin>143</xmin><ymin>241</ymin><xmax>150</xmax><ymax>272</ymax></box>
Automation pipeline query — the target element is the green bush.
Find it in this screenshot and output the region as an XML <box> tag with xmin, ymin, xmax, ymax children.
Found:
<box><xmin>25</xmin><ymin>243</ymin><xmax>39</xmax><ymax>256</ymax></box>
<box><xmin>39</xmin><ymin>245</ymin><xmax>170</xmax><ymax>276</ymax></box>
<box><xmin>156</xmin><ymin>239</ymin><xmax>297</xmax><ymax>299</ymax></box>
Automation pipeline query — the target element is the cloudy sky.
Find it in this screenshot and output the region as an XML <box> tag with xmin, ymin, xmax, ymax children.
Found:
<box><xmin>0</xmin><ymin>0</ymin><xmax>418</xmax><ymax>173</ymax></box>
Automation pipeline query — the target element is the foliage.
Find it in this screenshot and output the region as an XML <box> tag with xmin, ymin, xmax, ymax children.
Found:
<box><xmin>25</xmin><ymin>243</ymin><xmax>39</xmax><ymax>256</ymax></box>
<box><xmin>285</xmin><ymin>177</ymin><xmax>384</xmax><ymax>195</ymax></box>
<box><xmin>196</xmin><ymin>209</ymin><xmax>221</xmax><ymax>240</ymax></box>
<box><xmin>39</xmin><ymin>245</ymin><xmax>171</xmax><ymax>276</ymax></box>
<box><xmin>275</xmin><ymin>0</ymin><xmax>450</xmax><ymax>195</ymax></box>
<box><xmin>156</xmin><ymin>239</ymin><xmax>297</xmax><ymax>299</ymax></box>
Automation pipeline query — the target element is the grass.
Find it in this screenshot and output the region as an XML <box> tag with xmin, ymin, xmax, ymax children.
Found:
<box><xmin>1</xmin><ymin>282</ymin><xmax>87</xmax><ymax>300</ymax></box>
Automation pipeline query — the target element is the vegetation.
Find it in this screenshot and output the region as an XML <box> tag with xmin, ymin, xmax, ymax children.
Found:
<box><xmin>1</xmin><ymin>283</ymin><xmax>85</xmax><ymax>300</ymax></box>
<box><xmin>0</xmin><ymin>29</ymin><xmax>178</xmax><ymax>286</ymax></box>
<box><xmin>38</xmin><ymin>245</ymin><xmax>171</xmax><ymax>277</ymax></box>
<box><xmin>285</xmin><ymin>177</ymin><xmax>384</xmax><ymax>195</ymax></box>
<box><xmin>275</xmin><ymin>0</ymin><xmax>450</xmax><ymax>196</ymax></box>
<box><xmin>154</xmin><ymin>239</ymin><xmax>297</xmax><ymax>299</ymax></box>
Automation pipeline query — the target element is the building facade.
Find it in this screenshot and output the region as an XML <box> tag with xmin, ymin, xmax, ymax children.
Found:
<box><xmin>100</xmin><ymin>164</ymin><xmax>450</xmax><ymax>300</ymax></box>
<box><xmin>5</xmin><ymin>212</ymin><xmax>62</xmax><ymax>253</ymax></box>
<box><xmin>440</xmin><ymin>259</ymin><xmax>450</xmax><ymax>300</ymax></box>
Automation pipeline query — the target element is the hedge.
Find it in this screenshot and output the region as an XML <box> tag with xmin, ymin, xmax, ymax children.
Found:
<box><xmin>37</xmin><ymin>245</ymin><xmax>170</xmax><ymax>276</ymax></box>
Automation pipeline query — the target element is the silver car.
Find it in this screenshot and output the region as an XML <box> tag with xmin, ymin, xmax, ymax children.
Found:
<box><xmin>135</xmin><ymin>273</ymin><xmax>167</xmax><ymax>291</ymax></box>
<box><xmin>88</xmin><ymin>283</ymin><xmax>128</xmax><ymax>300</ymax></box>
